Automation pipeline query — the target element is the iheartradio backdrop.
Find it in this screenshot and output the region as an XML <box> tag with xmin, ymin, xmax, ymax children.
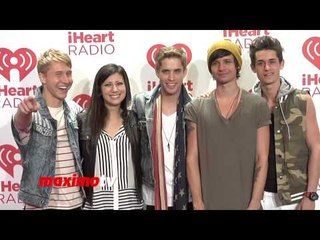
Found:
<box><xmin>0</xmin><ymin>30</ymin><xmax>320</xmax><ymax>210</ymax></box>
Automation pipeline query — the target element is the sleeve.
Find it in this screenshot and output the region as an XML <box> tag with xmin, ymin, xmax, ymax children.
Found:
<box><xmin>256</xmin><ymin>98</ymin><xmax>271</xmax><ymax>128</ymax></box>
<box><xmin>11</xmin><ymin>115</ymin><xmax>31</xmax><ymax>146</ymax></box>
<box><xmin>184</xmin><ymin>100</ymin><xmax>199</xmax><ymax>124</ymax></box>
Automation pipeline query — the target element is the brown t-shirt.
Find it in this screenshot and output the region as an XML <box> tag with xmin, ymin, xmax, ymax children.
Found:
<box><xmin>185</xmin><ymin>90</ymin><xmax>270</xmax><ymax>209</ymax></box>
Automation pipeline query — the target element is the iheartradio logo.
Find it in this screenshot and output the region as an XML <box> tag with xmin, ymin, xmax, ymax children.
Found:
<box><xmin>302</xmin><ymin>37</ymin><xmax>320</xmax><ymax>70</ymax></box>
<box><xmin>147</xmin><ymin>43</ymin><xmax>192</xmax><ymax>69</ymax></box>
<box><xmin>0</xmin><ymin>48</ymin><xmax>37</xmax><ymax>82</ymax></box>
<box><xmin>0</xmin><ymin>144</ymin><xmax>21</xmax><ymax>177</ymax></box>
<box><xmin>73</xmin><ymin>94</ymin><xmax>91</xmax><ymax>109</ymax></box>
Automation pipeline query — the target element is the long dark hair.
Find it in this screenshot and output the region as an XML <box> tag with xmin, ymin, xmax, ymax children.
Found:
<box><xmin>86</xmin><ymin>63</ymin><xmax>132</xmax><ymax>143</ymax></box>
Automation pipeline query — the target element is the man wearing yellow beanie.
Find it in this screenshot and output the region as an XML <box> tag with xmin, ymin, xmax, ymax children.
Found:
<box><xmin>207</xmin><ymin>39</ymin><xmax>243</xmax><ymax>73</ymax></box>
<box><xmin>185</xmin><ymin>39</ymin><xmax>271</xmax><ymax>209</ymax></box>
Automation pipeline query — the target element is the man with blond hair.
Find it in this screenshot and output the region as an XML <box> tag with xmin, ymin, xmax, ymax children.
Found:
<box><xmin>12</xmin><ymin>49</ymin><xmax>84</xmax><ymax>209</ymax></box>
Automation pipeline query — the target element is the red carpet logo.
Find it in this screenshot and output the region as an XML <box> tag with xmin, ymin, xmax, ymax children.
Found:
<box><xmin>0</xmin><ymin>144</ymin><xmax>21</xmax><ymax>177</ymax></box>
<box><xmin>73</xmin><ymin>94</ymin><xmax>91</xmax><ymax>109</ymax></box>
<box><xmin>147</xmin><ymin>43</ymin><xmax>192</xmax><ymax>69</ymax></box>
<box><xmin>302</xmin><ymin>37</ymin><xmax>320</xmax><ymax>70</ymax></box>
<box><xmin>0</xmin><ymin>48</ymin><xmax>37</xmax><ymax>81</ymax></box>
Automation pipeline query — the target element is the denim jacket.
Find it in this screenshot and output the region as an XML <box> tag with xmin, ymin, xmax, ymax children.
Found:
<box><xmin>132</xmin><ymin>85</ymin><xmax>192</xmax><ymax>188</ymax></box>
<box><xmin>11</xmin><ymin>86</ymin><xmax>84</xmax><ymax>207</ymax></box>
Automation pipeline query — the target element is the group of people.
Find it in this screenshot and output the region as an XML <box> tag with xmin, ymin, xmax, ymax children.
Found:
<box><xmin>11</xmin><ymin>35</ymin><xmax>320</xmax><ymax>210</ymax></box>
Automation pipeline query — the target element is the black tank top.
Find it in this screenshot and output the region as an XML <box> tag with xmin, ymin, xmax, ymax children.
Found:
<box><xmin>264</xmin><ymin>113</ymin><xmax>277</xmax><ymax>193</ymax></box>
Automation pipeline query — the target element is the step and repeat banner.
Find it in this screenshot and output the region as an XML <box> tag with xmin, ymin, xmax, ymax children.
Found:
<box><xmin>1</xmin><ymin>30</ymin><xmax>320</xmax><ymax>209</ymax></box>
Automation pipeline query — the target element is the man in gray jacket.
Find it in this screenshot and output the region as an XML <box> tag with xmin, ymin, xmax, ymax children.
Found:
<box><xmin>132</xmin><ymin>46</ymin><xmax>192</xmax><ymax>210</ymax></box>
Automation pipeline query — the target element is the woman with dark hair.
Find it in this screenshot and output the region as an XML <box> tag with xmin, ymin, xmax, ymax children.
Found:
<box><xmin>78</xmin><ymin>63</ymin><xmax>144</xmax><ymax>210</ymax></box>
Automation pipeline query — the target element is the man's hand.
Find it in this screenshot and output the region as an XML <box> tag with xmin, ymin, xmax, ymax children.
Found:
<box><xmin>198</xmin><ymin>90</ymin><xmax>213</xmax><ymax>99</ymax></box>
<box><xmin>18</xmin><ymin>96</ymin><xmax>40</xmax><ymax>114</ymax></box>
<box><xmin>14</xmin><ymin>96</ymin><xmax>40</xmax><ymax>132</ymax></box>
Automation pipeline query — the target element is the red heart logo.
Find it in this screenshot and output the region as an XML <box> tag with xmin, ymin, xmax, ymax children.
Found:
<box><xmin>146</xmin><ymin>43</ymin><xmax>192</xmax><ymax>69</ymax></box>
<box><xmin>0</xmin><ymin>48</ymin><xmax>37</xmax><ymax>82</ymax></box>
<box><xmin>0</xmin><ymin>144</ymin><xmax>22</xmax><ymax>178</ymax></box>
<box><xmin>73</xmin><ymin>94</ymin><xmax>91</xmax><ymax>109</ymax></box>
<box><xmin>302</xmin><ymin>37</ymin><xmax>320</xmax><ymax>70</ymax></box>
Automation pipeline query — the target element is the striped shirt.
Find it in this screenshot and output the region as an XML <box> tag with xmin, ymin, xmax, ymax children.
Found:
<box><xmin>83</xmin><ymin>126</ymin><xmax>144</xmax><ymax>210</ymax></box>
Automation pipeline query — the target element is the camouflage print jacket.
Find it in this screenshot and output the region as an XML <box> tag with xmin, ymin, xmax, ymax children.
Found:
<box><xmin>253</xmin><ymin>77</ymin><xmax>309</xmax><ymax>205</ymax></box>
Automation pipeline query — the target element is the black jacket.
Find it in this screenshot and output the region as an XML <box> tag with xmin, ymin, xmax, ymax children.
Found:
<box><xmin>77</xmin><ymin>110</ymin><xmax>142</xmax><ymax>205</ymax></box>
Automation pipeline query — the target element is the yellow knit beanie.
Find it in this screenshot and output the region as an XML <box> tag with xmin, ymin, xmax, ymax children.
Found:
<box><xmin>207</xmin><ymin>39</ymin><xmax>242</xmax><ymax>71</ymax></box>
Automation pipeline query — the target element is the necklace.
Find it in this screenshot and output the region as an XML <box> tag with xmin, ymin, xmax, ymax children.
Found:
<box><xmin>214</xmin><ymin>87</ymin><xmax>241</xmax><ymax>119</ymax></box>
<box><xmin>162</xmin><ymin>117</ymin><xmax>176</xmax><ymax>152</ymax></box>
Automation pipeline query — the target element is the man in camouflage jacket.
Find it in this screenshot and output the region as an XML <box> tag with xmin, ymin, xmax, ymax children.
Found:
<box><xmin>250</xmin><ymin>35</ymin><xmax>320</xmax><ymax>210</ymax></box>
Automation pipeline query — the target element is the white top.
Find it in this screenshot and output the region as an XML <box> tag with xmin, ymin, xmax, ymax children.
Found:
<box><xmin>142</xmin><ymin>112</ymin><xmax>176</xmax><ymax>207</ymax></box>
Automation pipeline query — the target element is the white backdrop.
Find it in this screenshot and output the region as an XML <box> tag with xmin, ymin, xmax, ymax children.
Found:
<box><xmin>1</xmin><ymin>30</ymin><xmax>320</xmax><ymax>209</ymax></box>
